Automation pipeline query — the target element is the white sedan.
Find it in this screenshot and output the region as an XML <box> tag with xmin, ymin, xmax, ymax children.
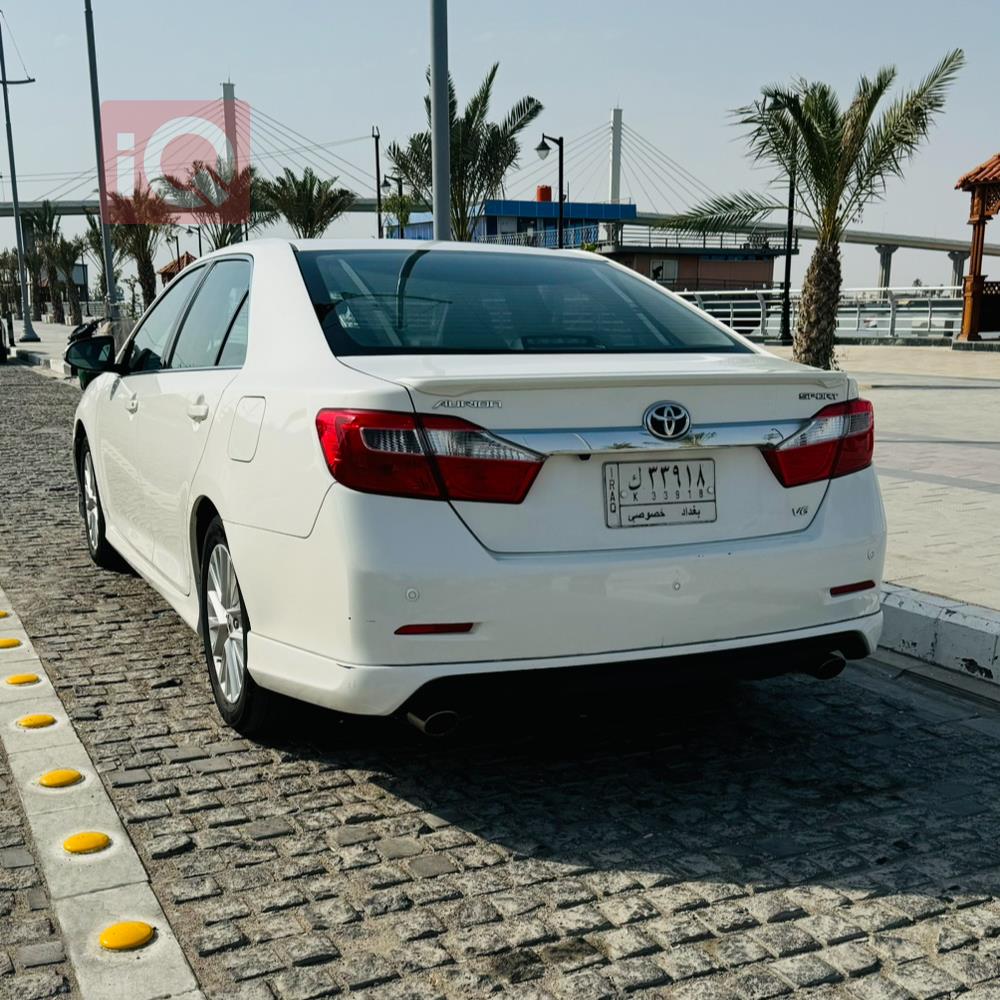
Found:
<box><xmin>68</xmin><ymin>240</ymin><xmax>886</xmax><ymax>736</ymax></box>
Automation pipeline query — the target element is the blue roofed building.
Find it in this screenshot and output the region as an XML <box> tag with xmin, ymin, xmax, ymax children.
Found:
<box><xmin>390</xmin><ymin>191</ymin><xmax>637</xmax><ymax>247</ymax></box>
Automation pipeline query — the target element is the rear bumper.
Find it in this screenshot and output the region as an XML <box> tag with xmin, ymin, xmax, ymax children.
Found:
<box><xmin>246</xmin><ymin>612</ymin><xmax>881</xmax><ymax>716</ymax></box>
<box><xmin>230</xmin><ymin>465</ymin><xmax>885</xmax><ymax>668</ymax></box>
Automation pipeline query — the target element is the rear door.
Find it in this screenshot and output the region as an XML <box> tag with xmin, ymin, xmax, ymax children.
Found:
<box><xmin>132</xmin><ymin>257</ymin><xmax>252</xmax><ymax>593</ymax></box>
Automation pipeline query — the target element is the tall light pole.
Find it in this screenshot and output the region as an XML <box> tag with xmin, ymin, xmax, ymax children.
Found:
<box><xmin>372</xmin><ymin>125</ymin><xmax>383</xmax><ymax>239</ymax></box>
<box><xmin>185</xmin><ymin>224</ymin><xmax>202</xmax><ymax>257</ymax></box>
<box><xmin>381</xmin><ymin>173</ymin><xmax>404</xmax><ymax>237</ymax></box>
<box><xmin>0</xmin><ymin>16</ymin><xmax>36</xmax><ymax>346</ymax></box>
<box><xmin>429</xmin><ymin>0</ymin><xmax>450</xmax><ymax>240</ymax></box>
<box><xmin>84</xmin><ymin>0</ymin><xmax>118</xmax><ymax>323</ymax></box>
<box><xmin>535</xmin><ymin>134</ymin><xmax>564</xmax><ymax>249</ymax></box>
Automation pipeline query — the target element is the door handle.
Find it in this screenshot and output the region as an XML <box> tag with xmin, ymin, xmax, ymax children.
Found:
<box><xmin>187</xmin><ymin>402</ymin><xmax>210</xmax><ymax>422</ymax></box>
<box><xmin>125</xmin><ymin>395</ymin><xmax>138</xmax><ymax>414</ymax></box>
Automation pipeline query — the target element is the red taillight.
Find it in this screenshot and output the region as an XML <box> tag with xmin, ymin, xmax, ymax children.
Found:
<box><xmin>763</xmin><ymin>399</ymin><xmax>874</xmax><ymax>488</ymax></box>
<box><xmin>315</xmin><ymin>409</ymin><xmax>543</xmax><ymax>503</ymax></box>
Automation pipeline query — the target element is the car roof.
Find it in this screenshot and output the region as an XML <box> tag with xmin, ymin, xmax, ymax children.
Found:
<box><xmin>207</xmin><ymin>237</ymin><xmax>600</xmax><ymax>262</ymax></box>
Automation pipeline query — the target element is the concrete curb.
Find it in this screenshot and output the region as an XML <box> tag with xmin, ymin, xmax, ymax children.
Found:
<box><xmin>880</xmin><ymin>583</ymin><xmax>1000</xmax><ymax>685</ymax></box>
<box><xmin>0</xmin><ymin>585</ymin><xmax>203</xmax><ymax>1000</ymax></box>
<box><xmin>9</xmin><ymin>345</ymin><xmax>72</xmax><ymax>377</ymax></box>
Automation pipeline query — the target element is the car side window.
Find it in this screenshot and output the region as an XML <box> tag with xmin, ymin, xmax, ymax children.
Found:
<box><xmin>217</xmin><ymin>295</ymin><xmax>249</xmax><ymax>367</ymax></box>
<box><xmin>168</xmin><ymin>259</ymin><xmax>252</xmax><ymax>370</ymax></box>
<box><xmin>124</xmin><ymin>267</ymin><xmax>204</xmax><ymax>374</ymax></box>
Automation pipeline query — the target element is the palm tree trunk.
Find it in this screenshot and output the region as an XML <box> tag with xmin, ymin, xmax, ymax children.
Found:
<box><xmin>793</xmin><ymin>239</ymin><xmax>841</xmax><ymax>370</ymax></box>
<box><xmin>48</xmin><ymin>267</ymin><xmax>66</xmax><ymax>324</ymax></box>
<box><xmin>65</xmin><ymin>280</ymin><xmax>82</xmax><ymax>327</ymax></box>
<box><xmin>30</xmin><ymin>270</ymin><xmax>41</xmax><ymax>322</ymax></box>
<box><xmin>137</xmin><ymin>255</ymin><xmax>157</xmax><ymax>310</ymax></box>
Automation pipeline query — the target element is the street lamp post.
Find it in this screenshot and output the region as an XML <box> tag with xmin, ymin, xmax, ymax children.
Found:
<box><xmin>780</xmin><ymin>142</ymin><xmax>796</xmax><ymax>346</ymax></box>
<box><xmin>185</xmin><ymin>225</ymin><xmax>202</xmax><ymax>257</ymax></box>
<box><xmin>84</xmin><ymin>0</ymin><xmax>119</xmax><ymax>324</ymax></box>
<box><xmin>381</xmin><ymin>173</ymin><xmax>404</xmax><ymax>237</ymax></box>
<box><xmin>172</xmin><ymin>234</ymin><xmax>181</xmax><ymax>280</ymax></box>
<box><xmin>0</xmin><ymin>17</ymin><xmax>36</xmax><ymax>347</ymax></box>
<box><xmin>429</xmin><ymin>0</ymin><xmax>450</xmax><ymax>240</ymax></box>
<box><xmin>372</xmin><ymin>126</ymin><xmax>383</xmax><ymax>239</ymax></box>
<box><xmin>535</xmin><ymin>134</ymin><xmax>565</xmax><ymax>249</ymax></box>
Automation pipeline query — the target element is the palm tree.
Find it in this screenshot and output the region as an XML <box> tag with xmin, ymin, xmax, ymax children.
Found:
<box><xmin>383</xmin><ymin>190</ymin><xmax>415</xmax><ymax>238</ymax></box>
<box><xmin>260</xmin><ymin>167</ymin><xmax>355</xmax><ymax>239</ymax></box>
<box><xmin>23</xmin><ymin>201</ymin><xmax>63</xmax><ymax>323</ymax></box>
<box><xmin>83</xmin><ymin>213</ymin><xmax>126</xmax><ymax>307</ymax></box>
<box><xmin>160</xmin><ymin>159</ymin><xmax>274</xmax><ymax>249</ymax></box>
<box><xmin>388</xmin><ymin>63</ymin><xmax>543</xmax><ymax>241</ymax></box>
<box><xmin>663</xmin><ymin>51</ymin><xmax>963</xmax><ymax>369</ymax></box>
<box><xmin>108</xmin><ymin>185</ymin><xmax>176</xmax><ymax>310</ymax></box>
<box><xmin>50</xmin><ymin>236</ymin><xmax>87</xmax><ymax>327</ymax></box>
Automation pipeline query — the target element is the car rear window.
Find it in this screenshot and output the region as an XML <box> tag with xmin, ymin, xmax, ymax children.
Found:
<box><xmin>296</xmin><ymin>249</ymin><xmax>748</xmax><ymax>355</ymax></box>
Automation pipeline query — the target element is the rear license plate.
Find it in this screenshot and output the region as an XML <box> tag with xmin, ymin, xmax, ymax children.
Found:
<box><xmin>604</xmin><ymin>459</ymin><xmax>717</xmax><ymax>528</ymax></box>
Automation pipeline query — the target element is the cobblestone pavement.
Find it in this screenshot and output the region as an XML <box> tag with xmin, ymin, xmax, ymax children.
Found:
<box><xmin>5</xmin><ymin>363</ymin><xmax>1000</xmax><ymax>1000</ymax></box>
<box><xmin>0</xmin><ymin>749</ymin><xmax>77</xmax><ymax>1000</ymax></box>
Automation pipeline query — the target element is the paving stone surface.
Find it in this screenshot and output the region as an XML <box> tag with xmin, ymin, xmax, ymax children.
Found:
<box><xmin>4</xmin><ymin>363</ymin><xmax>1000</xmax><ymax>998</ymax></box>
<box><xmin>0</xmin><ymin>745</ymin><xmax>77</xmax><ymax>998</ymax></box>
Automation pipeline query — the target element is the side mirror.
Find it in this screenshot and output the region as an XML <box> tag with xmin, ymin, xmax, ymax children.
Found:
<box><xmin>65</xmin><ymin>335</ymin><xmax>117</xmax><ymax>375</ymax></box>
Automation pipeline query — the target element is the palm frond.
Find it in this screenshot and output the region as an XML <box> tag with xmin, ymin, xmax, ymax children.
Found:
<box><xmin>659</xmin><ymin>192</ymin><xmax>785</xmax><ymax>234</ymax></box>
<box><xmin>840</xmin><ymin>47</ymin><xmax>964</xmax><ymax>227</ymax></box>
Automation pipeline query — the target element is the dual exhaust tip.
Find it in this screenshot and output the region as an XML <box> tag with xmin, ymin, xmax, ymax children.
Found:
<box><xmin>404</xmin><ymin>652</ymin><xmax>847</xmax><ymax>737</ymax></box>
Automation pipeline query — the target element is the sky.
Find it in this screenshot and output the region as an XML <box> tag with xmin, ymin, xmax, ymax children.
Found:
<box><xmin>2</xmin><ymin>0</ymin><xmax>997</xmax><ymax>289</ymax></box>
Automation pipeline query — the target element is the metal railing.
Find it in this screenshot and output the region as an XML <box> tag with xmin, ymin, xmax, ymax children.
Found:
<box><xmin>603</xmin><ymin>224</ymin><xmax>797</xmax><ymax>254</ymax></box>
<box><xmin>675</xmin><ymin>286</ymin><xmax>963</xmax><ymax>340</ymax></box>
<box><xmin>475</xmin><ymin>223</ymin><xmax>603</xmax><ymax>249</ymax></box>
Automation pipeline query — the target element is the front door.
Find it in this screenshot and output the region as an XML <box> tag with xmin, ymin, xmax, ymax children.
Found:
<box><xmin>97</xmin><ymin>266</ymin><xmax>206</xmax><ymax>562</ymax></box>
<box><xmin>132</xmin><ymin>258</ymin><xmax>252</xmax><ymax>595</ymax></box>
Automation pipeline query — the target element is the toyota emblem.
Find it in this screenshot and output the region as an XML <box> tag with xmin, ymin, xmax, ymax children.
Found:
<box><xmin>643</xmin><ymin>402</ymin><xmax>691</xmax><ymax>440</ymax></box>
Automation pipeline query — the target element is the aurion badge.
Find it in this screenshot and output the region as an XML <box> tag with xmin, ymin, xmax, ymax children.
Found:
<box><xmin>643</xmin><ymin>401</ymin><xmax>691</xmax><ymax>440</ymax></box>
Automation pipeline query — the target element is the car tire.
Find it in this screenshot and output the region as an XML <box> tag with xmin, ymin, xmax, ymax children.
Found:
<box><xmin>79</xmin><ymin>439</ymin><xmax>119</xmax><ymax>570</ymax></box>
<box><xmin>199</xmin><ymin>515</ymin><xmax>271</xmax><ymax>736</ymax></box>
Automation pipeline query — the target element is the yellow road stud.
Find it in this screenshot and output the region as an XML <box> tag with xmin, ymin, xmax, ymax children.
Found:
<box><xmin>0</xmin><ymin>610</ymin><xmax>8</xmax><ymax>618</ymax></box>
<box><xmin>99</xmin><ymin>921</ymin><xmax>154</xmax><ymax>951</ymax></box>
<box><xmin>63</xmin><ymin>831</ymin><xmax>111</xmax><ymax>855</ymax></box>
<box><xmin>16</xmin><ymin>713</ymin><xmax>56</xmax><ymax>729</ymax></box>
<box><xmin>39</xmin><ymin>768</ymin><xmax>83</xmax><ymax>788</ymax></box>
<box><xmin>0</xmin><ymin>637</ymin><xmax>22</xmax><ymax>650</ymax></box>
<box><xmin>5</xmin><ymin>673</ymin><xmax>39</xmax><ymax>686</ymax></box>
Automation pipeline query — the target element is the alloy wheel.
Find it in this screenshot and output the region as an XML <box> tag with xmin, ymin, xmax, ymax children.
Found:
<box><xmin>206</xmin><ymin>543</ymin><xmax>245</xmax><ymax>704</ymax></box>
<box><xmin>83</xmin><ymin>451</ymin><xmax>100</xmax><ymax>551</ymax></box>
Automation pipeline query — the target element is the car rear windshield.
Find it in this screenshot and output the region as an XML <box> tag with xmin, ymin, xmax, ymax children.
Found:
<box><xmin>296</xmin><ymin>248</ymin><xmax>748</xmax><ymax>355</ymax></box>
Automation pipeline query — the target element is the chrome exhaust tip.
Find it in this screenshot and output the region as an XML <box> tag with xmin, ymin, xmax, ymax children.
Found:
<box><xmin>406</xmin><ymin>708</ymin><xmax>460</xmax><ymax>737</ymax></box>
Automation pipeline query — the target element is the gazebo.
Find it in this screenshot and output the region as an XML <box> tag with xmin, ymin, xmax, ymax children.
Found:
<box><xmin>158</xmin><ymin>252</ymin><xmax>198</xmax><ymax>288</ymax></box>
<box><xmin>956</xmin><ymin>153</ymin><xmax>1000</xmax><ymax>341</ymax></box>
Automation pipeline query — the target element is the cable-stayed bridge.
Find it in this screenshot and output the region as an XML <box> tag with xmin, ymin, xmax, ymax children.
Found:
<box><xmin>6</xmin><ymin>88</ymin><xmax>994</xmax><ymax>286</ymax></box>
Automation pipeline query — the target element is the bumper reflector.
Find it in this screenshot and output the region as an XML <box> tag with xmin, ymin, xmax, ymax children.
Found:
<box><xmin>830</xmin><ymin>580</ymin><xmax>876</xmax><ymax>596</ymax></box>
<box><xmin>395</xmin><ymin>623</ymin><xmax>475</xmax><ymax>635</ymax></box>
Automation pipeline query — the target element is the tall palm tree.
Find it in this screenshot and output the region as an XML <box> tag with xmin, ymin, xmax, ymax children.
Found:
<box><xmin>160</xmin><ymin>159</ymin><xmax>274</xmax><ymax>249</ymax></box>
<box><xmin>260</xmin><ymin>167</ymin><xmax>355</xmax><ymax>239</ymax></box>
<box><xmin>23</xmin><ymin>201</ymin><xmax>63</xmax><ymax>323</ymax></box>
<box><xmin>663</xmin><ymin>51</ymin><xmax>963</xmax><ymax>370</ymax></box>
<box><xmin>108</xmin><ymin>185</ymin><xmax>176</xmax><ymax>310</ymax></box>
<box><xmin>83</xmin><ymin>213</ymin><xmax>126</xmax><ymax>306</ymax></box>
<box><xmin>50</xmin><ymin>236</ymin><xmax>87</xmax><ymax>327</ymax></box>
<box><xmin>389</xmin><ymin>63</ymin><xmax>543</xmax><ymax>241</ymax></box>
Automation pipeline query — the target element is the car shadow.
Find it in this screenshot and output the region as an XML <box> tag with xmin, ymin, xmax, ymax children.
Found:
<box><xmin>259</xmin><ymin>672</ymin><xmax>998</xmax><ymax>910</ymax></box>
